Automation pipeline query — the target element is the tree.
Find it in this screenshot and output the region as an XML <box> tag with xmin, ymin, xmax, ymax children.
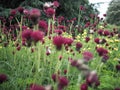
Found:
<box><xmin>0</xmin><ymin>0</ymin><xmax>97</xmax><ymax>20</ymax></box>
<box><xmin>106</xmin><ymin>0</ymin><xmax>120</xmax><ymax>26</ymax></box>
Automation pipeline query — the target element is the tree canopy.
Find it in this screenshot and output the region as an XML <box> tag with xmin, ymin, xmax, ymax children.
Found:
<box><xmin>106</xmin><ymin>0</ymin><xmax>120</xmax><ymax>26</ymax></box>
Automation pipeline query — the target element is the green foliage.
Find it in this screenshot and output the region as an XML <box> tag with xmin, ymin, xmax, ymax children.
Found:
<box><xmin>106</xmin><ymin>0</ymin><xmax>120</xmax><ymax>26</ymax></box>
<box><xmin>0</xmin><ymin>0</ymin><xmax>98</xmax><ymax>20</ymax></box>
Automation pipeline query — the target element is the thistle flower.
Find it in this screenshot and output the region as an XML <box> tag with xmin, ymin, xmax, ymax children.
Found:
<box><xmin>58</xmin><ymin>76</ymin><xmax>69</xmax><ymax>90</ymax></box>
<box><xmin>100</xmin><ymin>38</ymin><xmax>106</xmax><ymax>44</ymax></box>
<box><xmin>76</xmin><ymin>42</ymin><xmax>82</xmax><ymax>51</ymax></box>
<box><xmin>64</xmin><ymin>37</ymin><xmax>73</xmax><ymax>46</ymax></box>
<box><xmin>116</xmin><ymin>64</ymin><xmax>120</xmax><ymax>71</ymax></box>
<box><xmin>97</xmin><ymin>29</ymin><xmax>103</xmax><ymax>36</ymax></box>
<box><xmin>54</xmin><ymin>29</ymin><xmax>63</xmax><ymax>35</ymax></box>
<box><xmin>29</xmin><ymin>8</ymin><xmax>41</xmax><ymax>24</ymax></box>
<box><xmin>31</xmin><ymin>30</ymin><xmax>44</xmax><ymax>43</ymax></box>
<box><xmin>80</xmin><ymin>5</ymin><xmax>85</xmax><ymax>11</ymax></box>
<box><xmin>23</xmin><ymin>9</ymin><xmax>30</xmax><ymax>16</ymax></box>
<box><xmin>82</xmin><ymin>51</ymin><xmax>93</xmax><ymax>61</ymax></box>
<box><xmin>94</xmin><ymin>38</ymin><xmax>100</xmax><ymax>44</ymax></box>
<box><xmin>57</xmin><ymin>16</ymin><xmax>65</xmax><ymax>23</ymax></box>
<box><xmin>30</xmin><ymin>84</ymin><xmax>45</xmax><ymax>90</ymax></box>
<box><xmin>96</xmin><ymin>47</ymin><xmax>108</xmax><ymax>56</ymax></box>
<box><xmin>0</xmin><ymin>74</ymin><xmax>7</xmax><ymax>84</ymax></box>
<box><xmin>17</xmin><ymin>7</ymin><xmax>24</xmax><ymax>14</ymax></box>
<box><xmin>22</xmin><ymin>29</ymin><xmax>33</xmax><ymax>40</ymax></box>
<box><xmin>57</xmin><ymin>25</ymin><xmax>66</xmax><ymax>32</ymax></box>
<box><xmin>101</xmin><ymin>54</ymin><xmax>109</xmax><ymax>62</ymax></box>
<box><xmin>64</xmin><ymin>69</ymin><xmax>67</xmax><ymax>74</ymax></box>
<box><xmin>115</xmin><ymin>88</ymin><xmax>120</xmax><ymax>90</ymax></box>
<box><xmin>53</xmin><ymin>1</ymin><xmax>60</xmax><ymax>8</ymax></box>
<box><xmin>16</xmin><ymin>45</ymin><xmax>21</xmax><ymax>51</ymax></box>
<box><xmin>85</xmin><ymin>37</ymin><xmax>90</xmax><ymax>42</ymax></box>
<box><xmin>10</xmin><ymin>9</ymin><xmax>17</xmax><ymax>16</ymax></box>
<box><xmin>80</xmin><ymin>83</ymin><xmax>88</xmax><ymax>90</ymax></box>
<box><xmin>38</xmin><ymin>20</ymin><xmax>48</xmax><ymax>30</ymax></box>
<box><xmin>53</xmin><ymin>36</ymin><xmax>64</xmax><ymax>50</ymax></box>
<box><xmin>52</xmin><ymin>73</ymin><xmax>59</xmax><ymax>82</ymax></box>
<box><xmin>45</xmin><ymin>8</ymin><xmax>55</xmax><ymax>17</ymax></box>
<box><xmin>103</xmin><ymin>30</ymin><xmax>110</xmax><ymax>36</ymax></box>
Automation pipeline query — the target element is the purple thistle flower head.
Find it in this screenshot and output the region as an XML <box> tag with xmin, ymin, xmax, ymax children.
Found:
<box><xmin>29</xmin><ymin>8</ymin><xmax>41</xmax><ymax>24</ymax></box>
<box><xmin>80</xmin><ymin>83</ymin><xmax>88</xmax><ymax>90</ymax></box>
<box><xmin>96</xmin><ymin>47</ymin><xmax>108</xmax><ymax>56</ymax></box>
<box><xmin>31</xmin><ymin>30</ymin><xmax>44</xmax><ymax>43</ymax></box>
<box><xmin>115</xmin><ymin>88</ymin><xmax>120</xmax><ymax>90</ymax></box>
<box><xmin>103</xmin><ymin>30</ymin><xmax>110</xmax><ymax>36</ymax></box>
<box><xmin>38</xmin><ymin>20</ymin><xmax>48</xmax><ymax>30</ymax></box>
<box><xmin>76</xmin><ymin>42</ymin><xmax>82</xmax><ymax>51</ymax></box>
<box><xmin>53</xmin><ymin>36</ymin><xmax>64</xmax><ymax>50</ymax></box>
<box><xmin>97</xmin><ymin>29</ymin><xmax>103</xmax><ymax>36</ymax></box>
<box><xmin>0</xmin><ymin>74</ymin><xmax>7</xmax><ymax>84</ymax></box>
<box><xmin>58</xmin><ymin>76</ymin><xmax>69</xmax><ymax>89</ymax></box>
<box><xmin>10</xmin><ymin>9</ymin><xmax>17</xmax><ymax>16</ymax></box>
<box><xmin>22</xmin><ymin>29</ymin><xmax>33</xmax><ymax>40</ymax></box>
<box><xmin>116</xmin><ymin>64</ymin><xmax>120</xmax><ymax>71</ymax></box>
<box><xmin>102</xmin><ymin>54</ymin><xmax>109</xmax><ymax>62</ymax></box>
<box><xmin>85</xmin><ymin>37</ymin><xmax>90</xmax><ymax>42</ymax></box>
<box><xmin>45</xmin><ymin>8</ymin><xmax>55</xmax><ymax>17</ymax></box>
<box><xmin>30</xmin><ymin>83</ymin><xmax>45</xmax><ymax>90</ymax></box>
<box><xmin>94</xmin><ymin>38</ymin><xmax>100</xmax><ymax>44</ymax></box>
<box><xmin>17</xmin><ymin>7</ymin><xmax>24</xmax><ymax>13</ymax></box>
<box><xmin>64</xmin><ymin>37</ymin><xmax>73</xmax><ymax>46</ymax></box>
<box><xmin>82</xmin><ymin>51</ymin><xmax>93</xmax><ymax>61</ymax></box>
<box><xmin>53</xmin><ymin>1</ymin><xmax>60</xmax><ymax>8</ymax></box>
<box><xmin>54</xmin><ymin>29</ymin><xmax>63</xmax><ymax>35</ymax></box>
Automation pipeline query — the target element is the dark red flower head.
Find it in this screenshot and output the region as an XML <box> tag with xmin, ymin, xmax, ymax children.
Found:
<box><xmin>45</xmin><ymin>8</ymin><xmax>55</xmax><ymax>17</ymax></box>
<box><xmin>97</xmin><ymin>29</ymin><xmax>103</xmax><ymax>36</ymax></box>
<box><xmin>17</xmin><ymin>7</ymin><xmax>24</xmax><ymax>13</ymax></box>
<box><xmin>53</xmin><ymin>36</ymin><xmax>64</xmax><ymax>50</ymax></box>
<box><xmin>54</xmin><ymin>29</ymin><xmax>63</xmax><ymax>35</ymax></box>
<box><xmin>96</xmin><ymin>47</ymin><xmax>108</xmax><ymax>56</ymax></box>
<box><xmin>30</xmin><ymin>84</ymin><xmax>45</xmax><ymax>90</ymax></box>
<box><xmin>23</xmin><ymin>9</ymin><xmax>30</xmax><ymax>16</ymax></box>
<box><xmin>53</xmin><ymin>1</ymin><xmax>60</xmax><ymax>8</ymax></box>
<box><xmin>94</xmin><ymin>38</ymin><xmax>100</xmax><ymax>44</ymax></box>
<box><xmin>29</xmin><ymin>8</ymin><xmax>41</xmax><ymax>24</ymax></box>
<box><xmin>102</xmin><ymin>54</ymin><xmax>109</xmax><ymax>62</ymax></box>
<box><xmin>115</xmin><ymin>87</ymin><xmax>120</xmax><ymax>90</ymax></box>
<box><xmin>38</xmin><ymin>20</ymin><xmax>48</xmax><ymax>30</ymax></box>
<box><xmin>103</xmin><ymin>30</ymin><xmax>110</xmax><ymax>36</ymax></box>
<box><xmin>116</xmin><ymin>64</ymin><xmax>120</xmax><ymax>71</ymax></box>
<box><xmin>64</xmin><ymin>37</ymin><xmax>73</xmax><ymax>46</ymax></box>
<box><xmin>10</xmin><ymin>9</ymin><xmax>17</xmax><ymax>16</ymax></box>
<box><xmin>80</xmin><ymin>5</ymin><xmax>85</xmax><ymax>11</ymax></box>
<box><xmin>58</xmin><ymin>76</ymin><xmax>69</xmax><ymax>87</ymax></box>
<box><xmin>0</xmin><ymin>74</ymin><xmax>7</xmax><ymax>84</ymax></box>
<box><xmin>57</xmin><ymin>25</ymin><xmax>66</xmax><ymax>32</ymax></box>
<box><xmin>80</xmin><ymin>83</ymin><xmax>88</xmax><ymax>90</ymax></box>
<box><xmin>22</xmin><ymin>29</ymin><xmax>33</xmax><ymax>40</ymax></box>
<box><xmin>31</xmin><ymin>30</ymin><xmax>44</xmax><ymax>42</ymax></box>
<box><xmin>76</xmin><ymin>42</ymin><xmax>82</xmax><ymax>51</ymax></box>
<box><xmin>85</xmin><ymin>37</ymin><xmax>90</xmax><ymax>42</ymax></box>
<box><xmin>82</xmin><ymin>51</ymin><xmax>93</xmax><ymax>61</ymax></box>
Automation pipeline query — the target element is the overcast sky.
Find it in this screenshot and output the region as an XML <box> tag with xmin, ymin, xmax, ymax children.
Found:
<box><xmin>89</xmin><ymin>0</ymin><xmax>112</xmax><ymax>18</ymax></box>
